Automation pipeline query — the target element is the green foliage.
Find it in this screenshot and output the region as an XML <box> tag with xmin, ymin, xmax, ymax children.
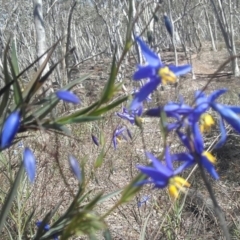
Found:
<box><xmin>0</xmin><ymin>27</ymin><xmax>132</xmax><ymax>238</ymax></box>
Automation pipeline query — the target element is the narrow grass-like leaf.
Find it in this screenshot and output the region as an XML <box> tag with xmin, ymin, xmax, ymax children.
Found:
<box><xmin>23</xmin><ymin>209</ymin><xmax>35</xmax><ymax>238</ymax></box>
<box><xmin>97</xmin><ymin>189</ymin><xmax>122</xmax><ymax>204</ymax></box>
<box><xmin>0</xmin><ymin>39</ymin><xmax>12</xmax><ymax>116</ymax></box>
<box><xmin>24</xmin><ymin>74</ymin><xmax>91</xmax><ymax>123</ymax></box>
<box><xmin>55</xmin><ymin>115</ymin><xmax>102</xmax><ymax>125</ymax></box>
<box><xmin>94</xmin><ymin>148</ymin><xmax>105</xmax><ymax>168</ymax></box>
<box><xmin>8</xmin><ymin>56</ymin><xmax>23</xmax><ymax>106</ymax></box>
<box><xmin>99</xmin><ymin>49</ymin><xmax>117</xmax><ymax>104</ymax></box>
<box><xmin>120</xmin><ymin>173</ymin><xmax>145</xmax><ymax>203</ymax></box>
<box><xmin>160</xmin><ymin>109</ymin><xmax>168</xmax><ymax>144</ymax></box>
<box><xmin>22</xmin><ymin>39</ymin><xmax>60</xmax><ymax>103</ymax></box>
<box><xmin>10</xmin><ymin>39</ymin><xmax>20</xmax><ymax>75</ymax></box>
<box><xmin>0</xmin><ymin>161</ymin><xmax>24</xmax><ymax>233</ymax></box>
<box><xmin>0</xmin><ymin>80</ymin><xmax>14</xmax><ymax>97</ymax></box>
<box><xmin>90</xmin><ymin>95</ymin><xmax>128</xmax><ymax>116</ymax></box>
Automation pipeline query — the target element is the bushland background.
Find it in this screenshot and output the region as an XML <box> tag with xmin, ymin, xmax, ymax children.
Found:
<box><xmin>1</xmin><ymin>0</ymin><xmax>240</xmax><ymax>239</ymax></box>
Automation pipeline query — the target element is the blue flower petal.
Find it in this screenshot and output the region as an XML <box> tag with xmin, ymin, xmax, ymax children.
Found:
<box><xmin>130</xmin><ymin>78</ymin><xmax>160</xmax><ymax>110</ymax></box>
<box><xmin>192</xmin><ymin>122</ymin><xmax>204</xmax><ymax>154</ymax></box>
<box><xmin>208</xmin><ymin>89</ymin><xmax>227</xmax><ymax>102</ymax></box>
<box><xmin>201</xmin><ymin>156</ymin><xmax>219</xmax><ymax>180</ymax></box>
<box><xmin>69</xmin><ymin>155</ymin><xmax>82</xmax><ymax>182</ymax></box>
<box><xmin>117</xmin><ymin>112</ymin><xmax>134</xmax><ymax>124</ymax></box>
<box><xmin>171</xmin><ymin>152</ymin><xmax>194</xmax><ymax>162</ymax></box>
<box><xmin>136</xmin><ymin>37</ymin><xmax>161</xmax><ymax>67</ymax></box>
<box><xmin>23</xmin><ymin>148</ymin><xmax>36</xmax><ymax>183</ymax></box>
<box><xmin>133</xmin><ymin>65</ymin><xmax>156</xmax><ymax>80</ymax></box>
<box><xmin>56</xmin><ymin>90</ymin><xmax>80</xmax><ymax>104</ymax></box>
<box><xmin>176</xmin><ymin>131</ymin><xmax>192</xmax><ymax>150</ymax></box>
<box><xmin>224</xmin><ymin>106</ymin><xmax>240</xmax><ymax>114</ymax></box>
<box><xmin>36</xmin><ymin>221</ymin><xmax>50</xmax><ymax>231</ymax></box>
<box><xmin>215</xmin><ymin>117</ymin><xmax>226</xmax><ymax>148</ymax></box>
<box><xmin>165</xmin><ymin>147</ymin><xmax>173</xmax><ymax>171</ymax></box>
<box><xmin>175</xmin><ymin>160</ymin><xmax>194</xmax><ymax>175</ymax></box>
<box><xmin>212</xmin><ymin>103</ymin><xmax>240</xmax><ymax>132</ymax></box>
<box><xmin>168</xmin><ymin>64</ymin><xmax>191</xmax><ymax>76</ymax></box>
<box><xmin>145</xmin><ymin>152</ymin><xmax>172</xmax><ymax>177</ymax></box>
<box><xmin>137</xmin><ymin>166</ymin><xmax>169</xmax><ymax>187</ymax></box>
<box><xmin>1</xmin><ymin>111</ymin><xmax>21</xmax><ymax>149</ymax></box>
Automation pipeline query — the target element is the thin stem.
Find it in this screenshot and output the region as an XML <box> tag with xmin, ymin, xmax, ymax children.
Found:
<box><xmin>197</xmin><ymin>156</ymin><xmax>230</xmax><ymax>240</ymax></box>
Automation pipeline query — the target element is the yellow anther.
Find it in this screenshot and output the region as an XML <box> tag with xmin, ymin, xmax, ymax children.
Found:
<box><xmin>116</xmin><ymin>136</ymin><xmax>122</xmax><ymax>144</ymax></box>
<box><xmin>168</xmin><ymin>185</ymin><xmax>179</xmax><ymax>199</ymax></box>
<box><xmin>158</xmin><ymin>67</ymin><xmax>177</xmax><ymax>85</ymax></box>
<box><xmin>202</xmin><ymin>151</ymin><xmax>216</xmax><ymax>164</ymax></box>
<box><xmin>173</xmin><ymin>176</ymin><xmax>190</xmax><ymax>188</ymax></box>
<box><xmin>200</xmin><ymin>113</ymin><xmax>215</xmax><ymax>133</ymax></box>
<box><xmin>168</xmin><ymin>176</ymin><xmax>190</xmax><ymax>199</ymax></box>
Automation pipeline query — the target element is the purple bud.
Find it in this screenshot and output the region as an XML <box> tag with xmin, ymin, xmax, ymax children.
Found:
<box><xmin>23</xmin><ymin>148</ymin><xmax>36</xmax><ymax>183</ymax></box>
<box><xmin>36</xmin><ymin>221</ymin><xmax>50</xmax><ymax>231</ymax></box>
<box><xmin>126</xmin><ymin>128</ymin><xmax>132</xmax><ymax>139</ymax></box>
<box><xmin>69</xmin><ymin>155</ymin><xmax>82</xmax><ymax>182</ymax></box>
<box><xmin>1</xmin><ymin>111</ymin><xmax>21</xmax><ymax>148</ymax></box>
<box><xmin>56</xmin><ymin>90</ymin><xmax>80</xmax><ymax>104</ymax></box>
<box><xmin>91</xmin><ymin>134</ymin><xmax>99</xmax><ymax>146</ymax></box>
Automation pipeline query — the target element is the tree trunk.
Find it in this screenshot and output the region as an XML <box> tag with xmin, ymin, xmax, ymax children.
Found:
<box><xmin>33</xmin><ymin>0</ymin><xmax>53</xmax><ymax>94</ymax></box>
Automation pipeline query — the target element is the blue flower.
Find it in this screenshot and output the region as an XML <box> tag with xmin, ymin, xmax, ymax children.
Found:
<box><xmin>23</xmin><ymin>148</ymin><xmax>36</xmax><ymax>183</ymax></box>
<box><xmin>176</xmin><ymin>124</ymin><xmax>219</xmax><ymax>180</ymax></box>
<box><xmin>68</xmin><ymin>155</ymin><xmax>82</xmax><ymax>182</ymax></box>
<box><xmin>1</xmin><ymin>111</ymin><xmax>21</xmax><ymax>149</ymax></box>
<box><xmin>137</xmin><ymin>147</ymin><xmax>190</xmax><ymax>199</ymax></box>
<box><xmin>56</xmin><ymin>90</ymin><xmax>80</xmax><ymax>104</ymax></box>
<box><xmin>130</xmin><ymin>37</ymin><xmax>191</xmax><ymax>110</ymax></box>
<box><xmin>36</xmin><ymin>221</ymin><xmax>59</xmax><ymax>240</ymax></box>
<box><xmin>36</xmin><ymin>221</ymin><xmax>50</xmax><ymax>231</ymax></box>
<box><xmin>194</xmin><ymin>89</ymin><xmax>240</xmax><ymax>147</ymax></box>
<box><xmin>117</xmin><ymin>105</ymin><xmax>143</xmax><ymax>125</ymax></box>
<box><xmin>112</xmin><ymin>126</ymin><xmax>128</xmax><ymax>149</ymax></box>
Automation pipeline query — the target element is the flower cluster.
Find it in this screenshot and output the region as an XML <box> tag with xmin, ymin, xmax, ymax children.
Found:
<box><xmin>115</xmin><ymin>37</ymin><xmax>240</xmax><ymax>199</ymax></box>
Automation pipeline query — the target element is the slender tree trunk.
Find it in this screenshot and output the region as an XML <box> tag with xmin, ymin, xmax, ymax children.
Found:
<box><xmin>204</xmin><ymin>7</ymin><xmax>217</xmax><ymax>51</ymax></box>
<box><xmin>33</xmin><ymin>0</ymin><xmax>53</xmax><ymax>94</ymax></box>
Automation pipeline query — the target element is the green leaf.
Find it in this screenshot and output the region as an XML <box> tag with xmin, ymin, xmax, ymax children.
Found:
<box><xmin>10</xmin><ymin>39</ymin><xmax>20</xmax><ymax>75</ymax></box>
<box><xmin>55</xmin><ymin>115</ymin><xmax>102</xmax><ymax>125</ymax></box>
<box><xmin>8</xmin><ymin>44</ymin><xmax>23</xmax><ymax>107</ymax></box>
<box><xmin>99</xmin><ymin>50</ymin><xmax>117</xmax><ymax>104</ymax></box>
<box><xmin>90</xmin><ymin>95</ymin><xmax>128</xmax><ymax>116</ymax></box>
<box><xmin>0</xmin><ymin>39</ymin><xmax>12</xmax><ymax>116</ymax></box>
<box><xmin>160</xmin><ymin>109</ymin><xmax>168</xmax><ymax>143</ymax></box>
<box><xmin>97</xmin><ymin>189</ymin><xmax>122</xmax><ymax>205</ymax></box>
<box><xmin>120</xmin><ymin>173</ymin><xmax>145</xmax><ymax>203</ymax></box>
<box><xmin>22</xmin><ymin>39</ymin><xmax>60</xmax><ymax>103</ymax></box>
<box><xmin>94</xmin><ymin>148</ymin><xmax>105</xmax><ymax>168</ymax></box>
<box><xmin>0</xmin><ymin>161</ymin><xmax>24</xmax><ymax>233</ymax></box>
<box><xmin>24</xmin><ymin>74</ymin><xmax>91</xmax><ymax>123</ymax></box>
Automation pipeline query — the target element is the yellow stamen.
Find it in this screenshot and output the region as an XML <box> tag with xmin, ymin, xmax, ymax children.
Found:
<box><xmin>200</xmin><ymin>113</ymin><xmax>215</xmax><ymax>133</ymax></box>
<box><xmin>168</xmin><ymin>185</ymin><xmax>179</xmax><ymax>199</ymax></box>
<box><xmin>116</xmin><ymin>136</ymin><xmax>122</xmax><ymax>144</ymax></box>
<box><xmin>168</xmin><ymin>176</ymin><xmax>190</xmax><ymax>199</ymax></box>
<box><xmin>173</xmin><ymin>176</ymin><xmax>191</xmax><ymax>188</ymax></box>
<box><xmin>202</xmin><ymin>151</ymin><xmax>216</xmax><ymax>164</ymax></box>
<box><xmin>158</xmin><ymin>67</ymin><xmax>177</xmax><ymax>85</ymax></box>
